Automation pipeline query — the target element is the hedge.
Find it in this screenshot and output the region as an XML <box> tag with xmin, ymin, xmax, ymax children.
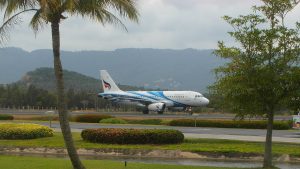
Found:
<box><xmin>99</xmin><ymin>118</ymin><xmax>128</xmax><ymax>124</ymax></box>
<box><xmin>126</xmin><ymin>119</ymin><xmax>162</xmax><ymax>125</ymax></box>
<box><xmin>81</xmin><ymin>128</ymin><xmax>184</xmax><ymax>144</ymax></box>
<box><xmin>0</xmin><ymin>114</ymin><xmax>14</xmax><ymax>120</ymax></box>
<box><xmin>0</xmin><ymin>123</ymin><xmax>54</xmax><ymax>139</ymax></box>
<box><xmin>73</xmin><ymin>114</ymin><xmax>113</xmax><ymax>123</ymax></box>
<box><xmin>169</xmin><ymin>119</ymin><xmax>292</xmax><ymax>130</ymax></box>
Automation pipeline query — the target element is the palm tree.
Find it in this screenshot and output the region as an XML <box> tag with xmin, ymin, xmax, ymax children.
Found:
<box><xmin>0</xmin><ymin>1</ymin><xmax>138</xmax><ymax>169</ymax></box>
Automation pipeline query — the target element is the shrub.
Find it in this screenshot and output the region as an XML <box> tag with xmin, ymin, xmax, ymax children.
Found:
<box><xmin>0</xmin><ymin>114</ymin><xmax>14</xmax><ymax>120</ymax></box>
<box><xmin>169</xmin><ymin>119</ymin><xmax>291</xmax><ymax>130</ymax></box>
<box><xmin>99</xmin><ymin>118</ymin><xmax>128</xmax><ymax>124</ymax></box>
<box><xmin>273</xmin><ymin>121</ymin><xmax>292</xmax><ymax>130</ymax></box>
<box><xmin>73</xmin><ymin>114</ymin><xmax>113</xmax><ymax>123</ymax></box>
<box><xmin>81</xmin><ymin>128</ymin><xmax>184</xmax><ymax>144</ymax></box>
<box><xmin>14</xmin><ymin>115</ymin><xmax>59</xmax><ymax>121</ymax></box>
<box><xmin>0</xmin><ymin>123</ymin><xmax>54</xmax><ymax>139</ymax></box>
<box><xmin>126</xmin><ymin>119</ymin><xmax>162</xmax><ymax>125</ymax></box>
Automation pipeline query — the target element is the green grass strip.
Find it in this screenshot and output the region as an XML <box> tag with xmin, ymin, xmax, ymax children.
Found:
<box><xmin>0</xmin><ymin>155</ymin><xmax>247</xmax><ymax>169</ymax></box>
<box><xmin>0</xmin><ymin>132</ymin><xmax>299</xmax><ymax>157</ymax></box>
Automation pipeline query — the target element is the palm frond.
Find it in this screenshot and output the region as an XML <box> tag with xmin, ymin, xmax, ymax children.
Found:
<box><xmin>62</xmin><ymin>0</ymin><xmax>79</xmax><ymax>13</ymax></box>
<box><xmin>3</xmin><ymin>0</ymin><xmax>37</xmax><ymax>19</ymax></box>
<box><xmin>38</xmin><ymin>0</ymin><xmax>48</xmax><ymax>10</ymax></box>
<box><xmin>30</xmin><ymin>9</ymin><xmax>46</xmax><ymax>34</ymax></box>
<box><xmin>96</xmin><ymin>8</ymin><xmax>127</xmax><ymax>31</ymax></box>
<box><xmin>0</xmin><ymin>13</ymin><xmax>21</xmax><ymax>45</ymax></box>
<box><xmin>1</xmin><ymin>0</ymin><xmax>139</xmax><ymax>44</ymax></box>
<box><xmin>0</xmin><ymin>9</ymin><xmax>38</xmax><ymax>45</ymax></box>
<box><xmin>0</xmin><ymin>0</ymin><xmax>8</xmax><ymax>10</ymax></box>
<box><xmin>74</xmin><ymin>0</ymin><xmax>138</xmax><ymax>30</ymax></box>
<box><xmin>105</xmin><ymin>0</ymin><xmax>139</xmax><ymax>22</ymax></box>
<box><xmin>46</xmin><ymin>0</ymin><xmax>63</xmax><ymax>13</ymax></box>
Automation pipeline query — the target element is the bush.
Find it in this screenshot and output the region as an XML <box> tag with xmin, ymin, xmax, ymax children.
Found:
<box><xmin>0</xmin><ymin>123</ymin><xmax>54</xmax><ymax>139</ymax></box>
<box><xmin>273</xmin><ymin>121</ymin><xmax>292</xmax><ymax>130</ymax></box>
<box><xmin>169</xmin><ymin>119</ymin><xmax>291</xmax><ymax>130</ymax></box>
<box><xmin>14</xmin><ymin>115</ymin><xmax>59</xmax><ymax>121</ymax></box>
<box><xmin>73</xmin><ymin>114</ymin><xmax>113</xmax><ymax>123</ymax></box>
<box><xmin>99</xmin><ymin>118</ymin><xmax>128</xmax><ymax>124</ymax></box>
<box><xmin>126</xmin><ymin>119</ymin><xmax>162</xmax><ymax>125</ymax></box>
<box><xmin>0</xmin><ymin>114</ymin><xmax>14</xmax><ymax>120</ymax></box>
<box><xmin>81</xmin><ymin>128</ymin><xmax>184</xmax><ymax>144</ymax></box>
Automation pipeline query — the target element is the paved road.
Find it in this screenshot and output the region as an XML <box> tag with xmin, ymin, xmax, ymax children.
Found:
<box><xmin>0</xmin><ymin>109</ymin><xmax>293</xmax><ymax>120</ymax></box>
<box><xmin>28</xmin><ymin>121</ymin><xmax>300</xmax><ymax>143</ymax></box>
<box><xmin>2</xmin><ymin>109</ymin><xmax>298</xmax><ymax>143</ymax></box>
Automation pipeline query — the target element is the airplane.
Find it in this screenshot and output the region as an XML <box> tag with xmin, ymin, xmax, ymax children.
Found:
<box><xmin>98</xmin><ymin>70</ymin><xmax>209</xmax><ymax>114</ymax></box>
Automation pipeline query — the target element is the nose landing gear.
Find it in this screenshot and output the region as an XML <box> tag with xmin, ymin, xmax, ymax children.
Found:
<box><xmin>185</xmin><ymin>106</ymin><xmax>192</xmax><ymax>115</ymax></box>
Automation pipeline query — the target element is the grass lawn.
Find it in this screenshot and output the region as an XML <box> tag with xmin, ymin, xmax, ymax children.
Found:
<box><xmin>0</xmin><ymin>132</ymin><xmax>299</xmax><ymax>157</ymax></box>
<box><xmin>0</xmin><ymin>155</ymin><xmax>249</xmax><ymax>169</ymax></box>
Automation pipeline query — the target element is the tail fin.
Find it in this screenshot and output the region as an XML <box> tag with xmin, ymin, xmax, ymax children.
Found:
<box><xmin>100</xmin><ymin>70</ymin><xmax>122</xmax><ymax>92</ymax></box>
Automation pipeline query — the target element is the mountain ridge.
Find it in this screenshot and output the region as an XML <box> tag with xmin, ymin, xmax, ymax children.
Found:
<box><xmin>0</xmin><ymin>47</ymin><xmax>226</xmax><ymax>91</ymax></box>
<box><xmin>17</xmin><ymin>67</ymin><xmax>153</xmax><ymax>92</ymax></box>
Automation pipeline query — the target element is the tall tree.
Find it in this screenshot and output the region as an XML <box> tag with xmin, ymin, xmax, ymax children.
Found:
<box><xmin>0</xmin><ymin>1</ymin><xmax>138</xmax><ymax>169</ymax></box>
<box><xmin>210</xmin><ymin>0</ymin><xmax>300</xmax><ymax>168</ymax></box>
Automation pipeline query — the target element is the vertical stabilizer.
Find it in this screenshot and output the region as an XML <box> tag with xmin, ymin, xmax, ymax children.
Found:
<box><xmin>100</xmin><ymin>70</ymin><xmax>122</xmax><ymax>92</ymax></box>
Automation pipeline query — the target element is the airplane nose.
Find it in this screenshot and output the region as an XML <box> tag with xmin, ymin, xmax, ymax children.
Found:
<box><xmin>202</xmin><ymin>98</ymin><xmax>209</xmax><ymax>105</ymax></box>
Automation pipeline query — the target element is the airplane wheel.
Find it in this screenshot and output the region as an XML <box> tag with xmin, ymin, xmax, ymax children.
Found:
<box><xmin>158</xmin><ymin>104</ymin><xmax>166</xmax><ymax>115</ymax></box>
<box><xmin>158</xmin><ymin>111</ymin><xmax>164</xmax><ymax>115</ymax></box>
<box><xmin>143</xmin><ymin>109</ymin><xmax>149</xmax><ymax>114</ymax></box>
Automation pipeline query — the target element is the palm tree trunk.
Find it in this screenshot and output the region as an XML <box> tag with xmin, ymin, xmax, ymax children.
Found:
<box><xmin>263</xmin><ymin>110</ymin><xmax>274</xmax><ymax>169</ymax></box>
<box><xmin>51</xmin><ymin>22</ymin><xmax>86</xmax><ymax>169</ymax></box>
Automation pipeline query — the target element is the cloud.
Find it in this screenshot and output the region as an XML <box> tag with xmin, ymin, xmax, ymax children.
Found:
<box><xmin>0</xmin><ymin>0</ymin><xmax>299</xmax><ymax>51</ymax></box>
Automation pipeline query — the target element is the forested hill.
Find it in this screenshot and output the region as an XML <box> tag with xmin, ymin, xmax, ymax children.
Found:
<box><xmin>17</xmin><ymin>68</ymin><xmax>150</xmax><ymax>92</ymax></box>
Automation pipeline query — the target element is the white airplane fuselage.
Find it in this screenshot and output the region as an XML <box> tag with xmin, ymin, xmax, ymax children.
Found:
<box><xmin>99</xmin><ymin>91</ymin><xmax>209</xmax><ymax>107</ymax></box>
<box><xmin>98</xmin><ymin>70</ymin><xmax>209</xmax><ymax>114</ymax></box>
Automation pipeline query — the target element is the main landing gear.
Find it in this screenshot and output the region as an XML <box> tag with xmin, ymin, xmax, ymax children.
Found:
<box><xmin>142</xmin><ymin>109</ymin><xmax>164</xmax><ymax>114</ymax></box>
<box><xmin>143</xmin><ymin>109</ymin><xmax>149</xmax><ymax>114</ymax></box>
<box><xmin>157</xmin><ymin>110</ymin><xmax>164</xmax><ymax>115</ymax></box>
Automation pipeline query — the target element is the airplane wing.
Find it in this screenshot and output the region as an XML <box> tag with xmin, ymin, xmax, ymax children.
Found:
<box><xmin>108</xmin><ymin>95</ymin><xmax>154</xmax><ymax>105</ymax></box>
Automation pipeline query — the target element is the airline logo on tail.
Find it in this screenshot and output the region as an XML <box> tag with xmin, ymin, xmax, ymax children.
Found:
<box><xmin>103</xmin><ymin>80</ymin><xmax>111</xmax><ymax>89</ymax></box>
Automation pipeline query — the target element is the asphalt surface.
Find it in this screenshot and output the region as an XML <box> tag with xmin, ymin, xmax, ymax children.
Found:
<box><xmin>2</xmin><ymin>109</ymin><xmax>299</xmax><ymax>143</ymax></box>
<box><xmin>0</xmin><ymin>109</ymin><xmax>293</xmax><ymax>120</ymax></box>
<box><xmin>29</xmin><ymin>121</ymin><xmax>300</xmax><ymax>143</ymax></box>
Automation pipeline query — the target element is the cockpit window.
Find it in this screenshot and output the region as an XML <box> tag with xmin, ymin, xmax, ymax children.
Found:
<box><xmin>195</xmin><ymin>94</ymin><xmax>203</xmax><ymax>98</ymax></box>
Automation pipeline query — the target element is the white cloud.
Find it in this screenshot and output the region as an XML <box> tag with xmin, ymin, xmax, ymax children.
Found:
<box><xmin>0</xmin><ymin>0</ymin><xmax>299</xmax><ymax>51</ymax></box>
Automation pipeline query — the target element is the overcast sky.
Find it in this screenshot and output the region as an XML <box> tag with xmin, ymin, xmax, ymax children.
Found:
<box><xmin>1</xmin><ymin>0</ymin><xmax>300</xmax><ymax>51</ymax></box>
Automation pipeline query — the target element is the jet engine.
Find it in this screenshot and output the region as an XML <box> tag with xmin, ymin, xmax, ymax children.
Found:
<box><xmin>148</xmin><ymin>103</ymin><xmax>166</xmax><ymax>114</ymax></box>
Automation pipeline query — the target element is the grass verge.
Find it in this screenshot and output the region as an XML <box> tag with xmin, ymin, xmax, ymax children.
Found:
<box><xmin>0</xmin><ymin>132</ymin><xmax>299</xmax><ymax>157</ymax></box>
<box><xmin>0</xmin><ymin>155</ymin><xmax>250</xmax><ymax>169</ymax></box>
